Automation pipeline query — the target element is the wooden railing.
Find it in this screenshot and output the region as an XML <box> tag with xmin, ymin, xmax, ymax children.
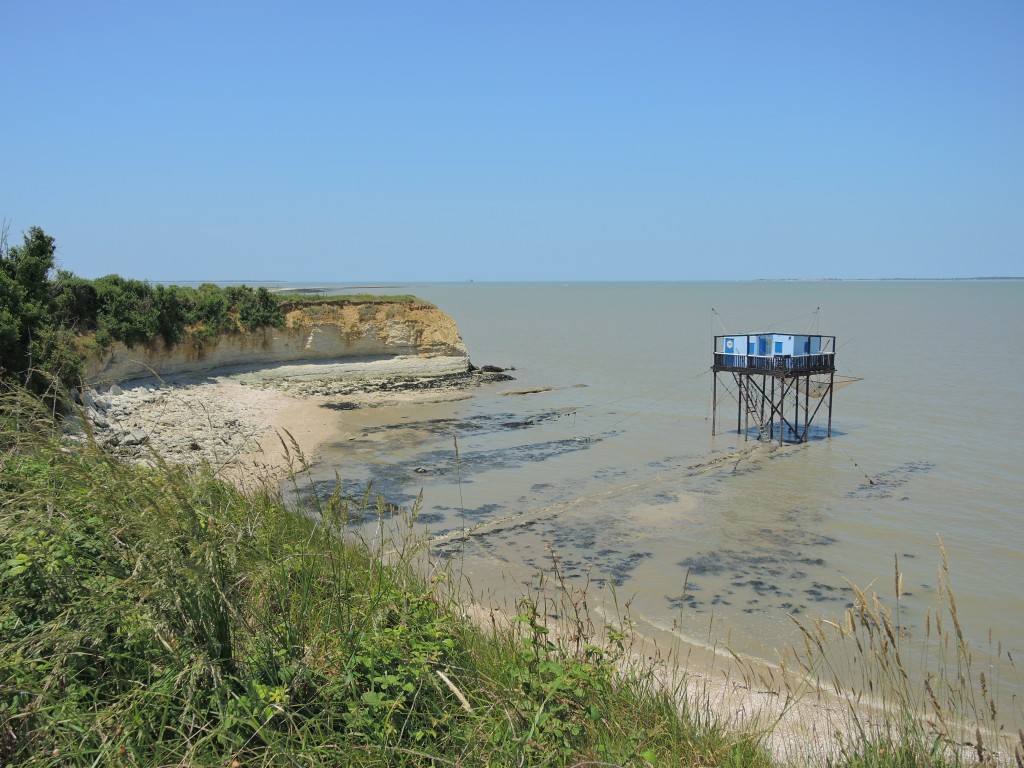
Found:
<box><xmin>713</xmin><ymin>353</ymin><xmax>834</xmax><ymax>372</ymax></box>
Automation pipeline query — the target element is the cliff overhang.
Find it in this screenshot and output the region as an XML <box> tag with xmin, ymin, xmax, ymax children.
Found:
<box><xmin>84</xmin><ymin>299</ymin><xmax>470</xmax><ymax>385</ymax></box>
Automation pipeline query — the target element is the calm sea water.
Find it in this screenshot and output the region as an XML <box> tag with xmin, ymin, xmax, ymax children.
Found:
<box><xmin>297</xmin><ymin>281</ymin><xmax>1023</xmax><ymax>691</ymax></box>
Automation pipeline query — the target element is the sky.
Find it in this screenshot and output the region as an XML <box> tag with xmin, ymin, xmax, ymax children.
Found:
<box><xmin>3</xmin><ymin>2</ymin><xmax>1022</xmax><ymax>282</ymax></box>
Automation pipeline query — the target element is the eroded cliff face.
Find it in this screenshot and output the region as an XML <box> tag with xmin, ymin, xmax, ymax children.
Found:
<box><xmin>84</xmin><ymin>300</ymin><xmax>469</xmax><ymax>384</ymax></box>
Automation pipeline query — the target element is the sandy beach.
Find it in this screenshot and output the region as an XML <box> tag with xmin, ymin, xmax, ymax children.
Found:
<box><xmin>81</xmin><ymin>360</ymin><xmax>484</xmax><ymax>489</ymax></box>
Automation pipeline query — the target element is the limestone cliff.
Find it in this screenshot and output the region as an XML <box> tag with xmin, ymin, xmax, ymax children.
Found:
<box><xmin>84</xmin><ymin>299</ymin><xmax>469</xmax><ymax>384</ymax></box>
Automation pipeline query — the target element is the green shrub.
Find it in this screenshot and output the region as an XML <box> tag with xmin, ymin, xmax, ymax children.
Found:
<box><xmin>53</xmin><ymin>271</ymin><xmax>101</xmax><ymax>332</ymax></box>
<box><xmin>0</xmin><ymin>226</ymin><xmax>81</xmax><ymax>397</ymax></box>
<box><xmin>92</xmin><ymin>274</ymin><xmax>161</xmax><ymax>347</ymax></box>
<box><xmin>224</xmin><ymin>285</ymin><xmax>275</xmax><ymax>329</ymax></box>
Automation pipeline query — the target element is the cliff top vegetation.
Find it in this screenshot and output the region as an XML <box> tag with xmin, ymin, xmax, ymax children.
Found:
<box><xmin>0</xmin><ymin>225</ymin><xmax>418</xmax><ymax>401</ymax></box>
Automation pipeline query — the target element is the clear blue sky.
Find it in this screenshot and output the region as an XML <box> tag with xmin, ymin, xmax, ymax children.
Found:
<box><xmin>4</xmin><ymin>2</ymin><xmax>1022</xmax><ymax>281</ymax></box>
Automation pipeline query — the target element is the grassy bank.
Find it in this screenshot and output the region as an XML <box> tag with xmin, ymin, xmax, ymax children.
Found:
<box><xmin>274</xmin><ymin>293</ymin><xmax>424</xmax><ymax>306</ymax></box>
<box><xmin>0</xmin><ymin>389</ymin><xmax>769</xmax><ymax>767</ymax></box>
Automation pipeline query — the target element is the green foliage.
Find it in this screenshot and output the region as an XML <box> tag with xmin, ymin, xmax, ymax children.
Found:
<box><xmin>503</xmin><ymin>597</ymin><xmax>617</xmax><ymax>758</ymax></box>
<box><xmin>0</xmin><ymin>224</ymin><xmax>287</xmax><ymax>399</ymax></box>
<box><xmin>91</xmin><ymin>273</ymin><xmax>162</xmax><ymax>347</ymax></box>
<box><xmin>53</xmin><ymin>270</ymin><xmax>100</xmax><ymax>330</ymax></box>
<box><xmin>0</xmin><ymin>226</ymin><xmax>77</xmax><ymax>397</ymax></box>
<box><xmin>227</xmin><ymin>285</ymin><xmax>282</xmax><ymax>330</ymax></box>
<box><xmin>0</xmin><ymin>387</ymin><xmax>774</xmax><ymax>767</ymax></box>
<box><xmin>87</xmin><ymin>278</ymin><xmax>285</xmax><ymax>348</ymax></box>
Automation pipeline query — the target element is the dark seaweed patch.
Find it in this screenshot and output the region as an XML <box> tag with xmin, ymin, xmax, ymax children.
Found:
<box><xmin>295</xmin><ymin>479</ymin><xmax>418</xmax><ymax>519</ymax></box>
<box><xmin>321</xmin><ymin>401</ymin><xmax>360</xmax><ymax>410</ymax></box>
<box><xmin>535</xmin><ymin>520</ymin><xmax>654</xmax><ymax>587</ymax></box>
<box><xmin>367</xmin><ymin>435</ymin><xmax>604</xmax><ymax>493</ymax></box>
<box><xmin>847</xmin><ymin>461</ymin><xmax>937</xmax><ymax>499</ymax></box>
<box><xmin>413</xmin><ymin>511</ymin><xmax>446</xmax><ymax>525</ymax></box>
<box><xmin>651</xmin><ymin>490</ymin><xmax>685</xmax><ymax>504</ymax></box>
<box><xmin>312</xmin><ymin>434</ymin><xmax>605</xmax><ymax>514</ymax></box>
<box><xmin>666</xmin><ymin>593</ymin><xmax>700</xmax><ymax>611</ymax></box>
<box><xmin>668</xmin><ymin>524</ymin><xmax>838</xmax><ymax>616</ymax></box>
<box><xmin>359</xmin><ymin>409</ymin><xmax>575</xmax><ymax>439</ymax></box>
<box><xmin>678</xmin><ymin>553</ymin><xmax>729</xmax><ymax>576</ymax></box>
<box><xmin>432</xmin><ymin>502</ymin><xmax>505</xmax><ymax>520</ymax></box>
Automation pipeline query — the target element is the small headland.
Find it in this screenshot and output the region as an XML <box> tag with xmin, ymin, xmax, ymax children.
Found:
<box><xmin>70</xmin><ymin>296</ymin><xmax>513</xmax><ymax>479</ymax></box>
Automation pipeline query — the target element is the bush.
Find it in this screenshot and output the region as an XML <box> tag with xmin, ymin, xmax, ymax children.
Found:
<box><xmin>53</xmin><ymin>271</ymin><xmax>101</xmax><ymax>332</ymax></box>
<box><xmin>228</xmin><ymin>285</ymin><xmax>282</xmax><ymax>330</ymax></box>
<box><xmin>92</xmin><ymin>274</ymin><xmax>161</xmax><ymax>347</ymax></box>
<box><xmin>0</xmin><ymin>226</ymin><xmax>80</xmax><ymax>397</ymax></box>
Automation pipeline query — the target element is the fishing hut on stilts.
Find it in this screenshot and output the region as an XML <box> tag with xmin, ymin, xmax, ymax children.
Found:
<box><xmin>712</xmin><ymin>332</ymin><xmax>837</xmax><ymax>444</ymax></box>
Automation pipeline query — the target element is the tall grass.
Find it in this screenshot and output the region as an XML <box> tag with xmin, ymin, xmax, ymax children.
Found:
<box><xmin>1</xmin><ymin>387</ymin><xmax>770</xmax><ymax>766</ymax></box>
<box><xmin>779</xmin><ymin>548</ymin><xmax>1023</xmax><ymax>767</ymax></box>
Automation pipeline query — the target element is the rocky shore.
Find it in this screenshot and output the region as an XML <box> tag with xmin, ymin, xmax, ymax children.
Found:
<box><xmin>69</xmin><ymin>360</ymin><xmax>513</xmax><ymax>480</ymax></box>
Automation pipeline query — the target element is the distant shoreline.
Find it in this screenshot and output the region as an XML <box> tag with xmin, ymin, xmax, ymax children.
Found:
<box><xmin>147</xmin><ymin>276</ymin><xmax>1024</xmax><ymax>287</ymax></box>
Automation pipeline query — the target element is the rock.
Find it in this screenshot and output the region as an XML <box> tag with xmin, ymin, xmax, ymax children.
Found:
<box><xmin>62</xmin><ymin>412</ymin><xmax>84</xmax><ymax>434</ymax></box>
<box><xmin>479</xmin><ymin>365</ymin><xmax>505</xmax><ymax>373</ymax></box>
<box><xmin>87</xmin><ymin>408</ymin><xmax>110</xmax><ymax>429</ymax></box>
<box><xmin>122</xmin><ymin>429</ymin><xmax>150</xmax><ymax>446</ymax></box>
<box><xmin>108</xmin><ymin>384</ymin><xmax>123</xmax><ymax>396</ymax></box>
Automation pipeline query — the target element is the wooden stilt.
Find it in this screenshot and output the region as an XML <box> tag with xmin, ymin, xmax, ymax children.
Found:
<box><xmin>827</xmin><ymin>369</ymin><xmax>834</xmax><ymax>437</ymax></box>
<box><xmin>736</xmin><ymin>376</ymin><xmax>743</xmax><ymax>434</ymax></box>
<box><xmin>803</xmin><ymin>372</ymin><xmax>810</xmax><ymax>441</ymax></box>
<box><xmin>712</xmin><ymin>371</ymin><xmax>717</xmax><ymax>436</ymax></box>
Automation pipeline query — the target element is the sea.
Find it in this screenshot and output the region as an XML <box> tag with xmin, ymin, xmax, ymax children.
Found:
<box><xmin>287</xmin><ymin>280</ymin><xmax>1023</xmax><ymax>701</ymax></box>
